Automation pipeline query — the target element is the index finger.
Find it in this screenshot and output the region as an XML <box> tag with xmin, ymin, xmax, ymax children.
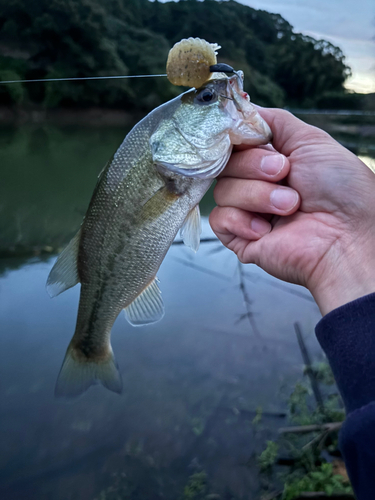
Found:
<box><xmin>219</xmin><ymin>147</ymin><xmax>290</xmax><ymax>181</ymax></box>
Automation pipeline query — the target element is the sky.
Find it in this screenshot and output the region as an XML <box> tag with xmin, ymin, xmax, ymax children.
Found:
<box><xmin>237</xmin><ymin>0</ymin><xmax>375</xmax><ymax>93</ymax></box>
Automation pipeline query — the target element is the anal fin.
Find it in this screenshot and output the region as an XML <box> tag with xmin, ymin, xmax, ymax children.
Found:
<box><xmin>46</xmin><ymin>228</ymin><xmax>82</xmax><ymax>298</ymax></box>
<box><xmin>180</xmin><ymin>205</ymin><xmax>201</xmax><ymax>253</ymax></box>
<box><xmin>124</xmin><ymin>278</ymin><xmax>164</xmax><ymax>326</ymax></box>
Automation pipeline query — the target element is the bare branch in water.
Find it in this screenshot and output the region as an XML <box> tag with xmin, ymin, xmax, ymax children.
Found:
<box><xmin>238</xmin><ymin>262</ymin><xmax>261</xmax><ymax>337</ymax></box>
<box><xmin>207</xmin><ymin>244</ymin><xmax>227</xmax><ymax>255</ymax></box>
<box><xmin>278</xmin><ymin>422</ymin><xmax>342</xmax><ymax>434</ymax></box>
<box><xmin>245</xmin><ymin>272</ymin><xmax>315</xmax><ymax>303</ymax></box>
<box><xmin>172</xmin><ymin>257</ymin><xmax>229</xmax><ymax>281</ymax></box>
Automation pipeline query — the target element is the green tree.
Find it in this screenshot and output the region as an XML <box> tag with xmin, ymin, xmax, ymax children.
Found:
<box><xmin>0</xmin><ymin>0</ymin><xmax>353</xmax><ymax>109</ymax></box>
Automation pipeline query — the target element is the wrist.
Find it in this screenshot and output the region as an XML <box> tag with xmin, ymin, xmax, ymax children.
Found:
<box><xmin>310</xmin><ymin>248</ymin><xmax>375</xmax><ymax>316</ymax></box>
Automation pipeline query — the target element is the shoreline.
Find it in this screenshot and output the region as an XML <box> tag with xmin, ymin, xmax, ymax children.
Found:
<box><xmin>0</xmin><ymin>106</ymin><xmax>145</xmax><ymax>126</ymax></box>
<box><xmin>0</xmin><ymin>106</ymin><xmax>374</xmax><ymax>127</ymax></box>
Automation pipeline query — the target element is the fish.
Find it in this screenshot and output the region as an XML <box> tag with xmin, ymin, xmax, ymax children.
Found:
<box><xmin>47</xmin><ymin>71</ymin><xmax>272</xmax><ymax>398</ymax></box>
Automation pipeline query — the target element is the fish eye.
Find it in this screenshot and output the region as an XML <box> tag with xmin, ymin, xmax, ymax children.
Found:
<box><xmin>195</xmin><ymin>88</ymin><xmax>217</xmax><ymax>105</ymax></box>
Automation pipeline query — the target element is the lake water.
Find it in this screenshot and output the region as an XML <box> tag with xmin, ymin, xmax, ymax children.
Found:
<box><xmin>0</xmin><ymin>112</ymin><xmax>374</xmax><ymax>499</ymax></box>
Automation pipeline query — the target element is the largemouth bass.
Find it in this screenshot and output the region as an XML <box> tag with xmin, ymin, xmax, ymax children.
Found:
<box><xmin>47</xmin><ymin>72</ymin><xmax>272</xmax><ymax>398</ymax></box>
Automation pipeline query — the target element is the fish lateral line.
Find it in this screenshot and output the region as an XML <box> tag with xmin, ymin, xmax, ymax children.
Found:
<box><xmin>69</xmin><ymin>338</ymin><xmax>109</xmax><ymax>362</ymax></box>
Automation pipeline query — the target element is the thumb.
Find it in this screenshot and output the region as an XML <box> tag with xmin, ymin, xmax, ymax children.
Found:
<box><xmin>256</xmin><ymin>107</ymin><xmax>329</xmax><ymax>156</ymax></box>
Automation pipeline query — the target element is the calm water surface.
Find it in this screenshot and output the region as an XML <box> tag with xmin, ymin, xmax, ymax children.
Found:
<box><xmin>0</xmin><ymin>113</ymin><xmax>373</xmax><ymax>499</ymax></box>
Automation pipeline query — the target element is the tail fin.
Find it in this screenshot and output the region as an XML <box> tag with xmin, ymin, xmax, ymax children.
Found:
<box><xmin>55</xmin><ymin>344</ymin><xmax>123</xmax><ymax>399</ymax></box>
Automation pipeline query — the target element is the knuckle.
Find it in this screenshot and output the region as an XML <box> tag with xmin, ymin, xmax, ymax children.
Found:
<box><xmin>237</xmin><ymin>149</ymin><xmax>254</xmax><ymax>171</ymax></box>
<box><xmin>279</xmin><ymin>108</ymin><xmax>293</xmax><ymax>120</ymax></box>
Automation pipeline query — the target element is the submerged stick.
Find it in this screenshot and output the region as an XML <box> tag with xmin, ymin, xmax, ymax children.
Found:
<box><xmin>172</xmin><ymin>257</ymin><xmax>229</xmax><ymax>281</ymax></box>
<box><xmin>278</xmin><ymin>422</ymin><xmax>342</xmax><ymax>434</ymax></box>
<box><xmin>238</xmin><ymin>262</ymin><xmax>261</xmax><ymax>337</ymax></box>
<box><xmin>244</xmin><ymin>272</ymin><xmax>315</xmax><ymax>303</ymax></box>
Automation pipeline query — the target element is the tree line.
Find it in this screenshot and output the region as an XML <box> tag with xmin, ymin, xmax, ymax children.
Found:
<box><xmin>0</xmin><ymin>0</ymin><xmax>361</xmax><ymax>110</ymax></box>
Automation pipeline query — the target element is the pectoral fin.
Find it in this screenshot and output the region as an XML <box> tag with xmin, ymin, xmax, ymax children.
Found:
<box><xmin>180</xmin><ymin>205</ymin><xmax>201</xmax><ymax>252</ymax></box>
<box><xmin>124</xmin><ymin>278</ymin><xmax>164</xmax><ymax>326</ymax></box>
<box><xmin>46</xmin><ymin>228</ymin><xmax>82</xmax><ymax>298</ymax></box>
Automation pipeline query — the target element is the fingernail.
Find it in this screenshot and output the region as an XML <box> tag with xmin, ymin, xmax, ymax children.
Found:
<box><xmin>270</xmin><ymin>188</ymin><xmax>298</xmax><ymax>211</ymax></box>
<box><xmin>251</xmin><ymin>217</ymin><xmax>271</xmax><ymax>235</ymax></box>
<box><xmin>261</xmin><ymin>154</ymin><xmax>285</xmax><ymax>176</ymax></box>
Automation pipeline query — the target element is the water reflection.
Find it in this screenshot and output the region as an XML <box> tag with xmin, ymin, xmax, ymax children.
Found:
<box><xmin>0</xmin><ymin>222</ymin><xmax>322</xmax><ymax>500</ymax></box>
<box><xmin>0</xmin><ymin>125</ymin><xmax>127</xmax><ymax>254</ymax></box>
<box><xmin>0</xmin><ymin>114</ymin><xmax>374</xmax><ymax>257</ymax></box>
<box><xmin>0</xmin><ymin>113</ymin><xmax>373</xmax><ymax>499</ymax></box>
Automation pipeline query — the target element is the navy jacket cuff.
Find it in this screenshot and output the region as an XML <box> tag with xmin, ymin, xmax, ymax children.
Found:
<box><xmin>315</xmin><ymin>292</ymin><xmax>375</xmax><ymax>414</ymax></box>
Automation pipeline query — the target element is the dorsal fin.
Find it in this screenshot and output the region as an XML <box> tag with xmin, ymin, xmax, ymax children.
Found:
<box><xmin>124</xmin><ymin>278</ymin><xmax>164</xmax><ymax>326</ymax></box>
<box><xmin>46</xmin><ymin>228</ymin><xmax>82</xmax><ymax>298</ymax></box>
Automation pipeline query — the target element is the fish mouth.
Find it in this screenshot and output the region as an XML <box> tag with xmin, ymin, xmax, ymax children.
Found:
<box><xmin>219</xmin><ymin>72</ymin><xmax>273</xmax><ymax>146</ymax></box>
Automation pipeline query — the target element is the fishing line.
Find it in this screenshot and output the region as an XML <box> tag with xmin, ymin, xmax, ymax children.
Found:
<box><xmin>0</xmin><ymin>74</ymin><xmax>168</xmax><ymax>84</ymax></box>
<box><xmin>0</xmin><ymin>64</ymin><xmax>236</xmax><ymax>85</ymax></box>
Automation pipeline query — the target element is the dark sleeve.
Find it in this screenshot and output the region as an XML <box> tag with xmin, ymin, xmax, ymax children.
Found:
<box><xmin>315</xmin><ymin>292</ymin><xmax>375</xmax><ymax>500</ymax></box>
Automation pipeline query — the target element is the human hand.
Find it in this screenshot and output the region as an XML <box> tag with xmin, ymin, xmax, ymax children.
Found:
<box><xmin>210</xmin><ymin>108</ymin><xmax>375</xmax><ymax>315</ymax></box>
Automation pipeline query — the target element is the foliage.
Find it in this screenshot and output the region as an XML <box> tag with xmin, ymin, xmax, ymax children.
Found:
<box><xmin>94</xmin><ymin>471</ymin><xmax>144</xmax><ymax>500</ymax></box>
<box><xmin>0</xmin><ymin>69</ymin><xmax>24</xmax><ymax>104</ymax></box>
<box><xmin>308</xmin><ymin>362</ymin><xmax>336</xmax><ymax>386</ymax></box>
<box><xmin>258</xmin><ymin>363</ymin><xmax>352</xmax><ymax>499</ymax></box>
<box><xmin>288</xmin><ymin>377</ymin><xmax>345</xmax><ymax>427</ymax></box>
<box><xmin>288</xmin><ymin>383</ymin><xmax>311</xmax><ymax>425</ymax></box>
<box><xmin>252</xmin><ymin>405</ymin><xmax>263</xmax><ymax>426</ymax></box>
<box><xmin>183</xmin><ymin>471</ymin><xmax>208</xmax><ymax>500</ymax></box>
<box><xmin>283</xmin><ymin>463</ymin><xmax>353</xmax><ymax>500</ymax></box>
<box><xmin>258</xmin><ymin>440</ymin><xmax>279</xmax><ymax>472</ymax></box>
<box><xmin>0</xmin><ymin>0</ymin><xmax>352</xmax><ymax>109</ymax></box>
<box><xmin>315</xmin><ymin>91</ymin><xmax>365</xmax><ymax>110</ymax></box>
<box><xmin>363</xmin><ymin>93</ymin><xmax>375</xmax><ymax>111</ymax></box>
<box><xmin>191</xmin><ymin>416</ymin><xmax>205</xmax><ymax>436</ymax></box>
